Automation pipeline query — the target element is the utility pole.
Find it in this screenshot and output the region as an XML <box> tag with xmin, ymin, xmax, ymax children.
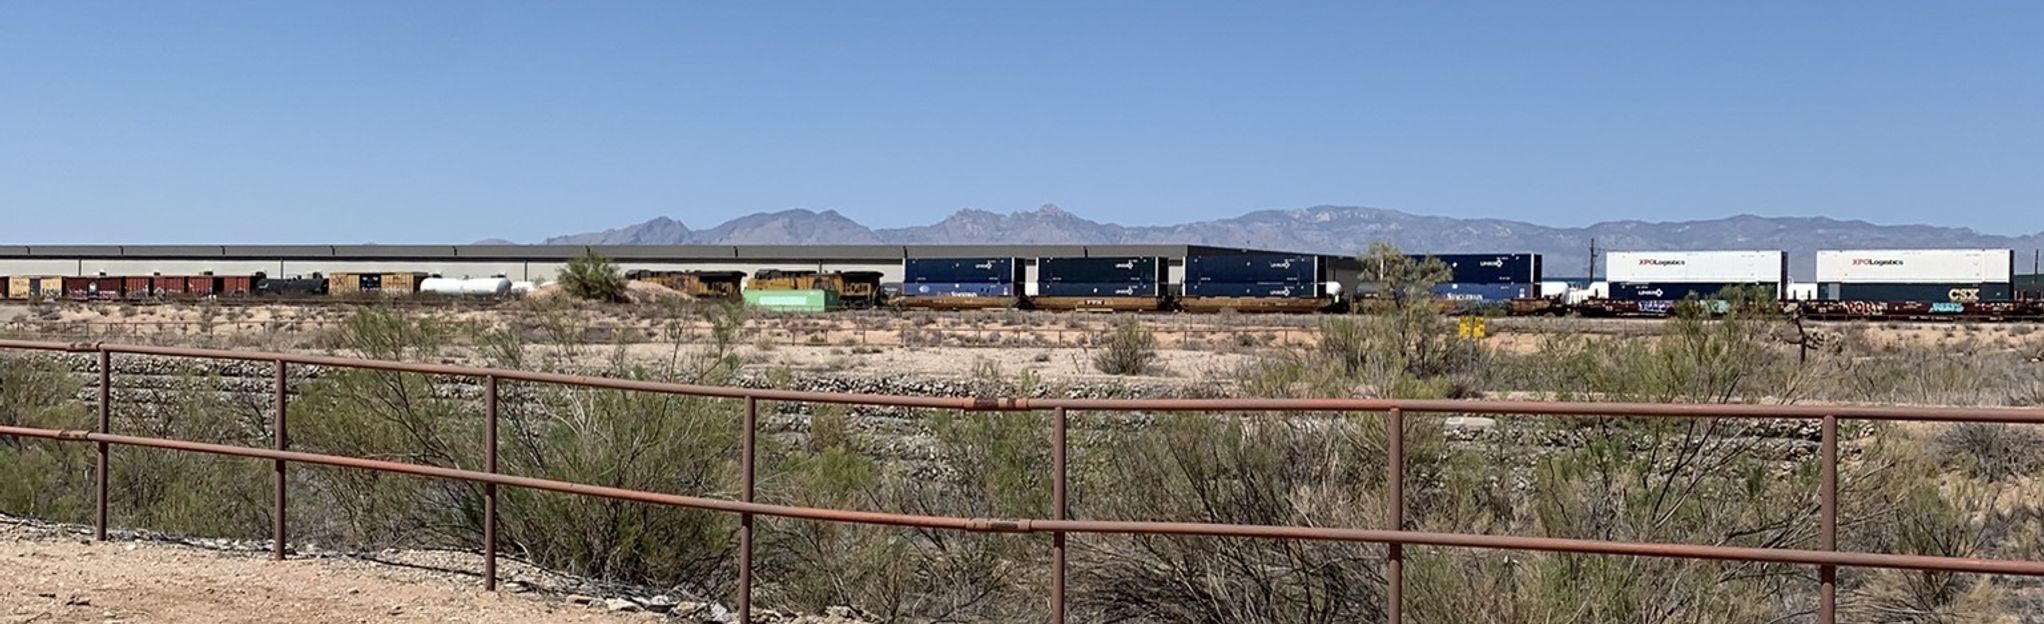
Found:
<box><xmin>1587</xmin><ymin>238</ymin><xmax>1599</xmax><ymax>281</ymax></box>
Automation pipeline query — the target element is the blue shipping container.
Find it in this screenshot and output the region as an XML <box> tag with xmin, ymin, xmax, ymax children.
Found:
<box><xmin>1607</xmin><ymin>282</ymin><xmax>1777</xmax><ymax>301</ymax></box>
<box><xmin>1183</xmin><ymin>282</ymin><xmax>1318</xmax><ymax>298</ymax></box>
<box><xmin>1407</xmin><ymin>254</ymin><xmax>1542</xmax><ymax>284</ymax></box>
<box><xmin>1036</xmin><ymin>282</ymin><xmax>1162</xmax><ymax>297</ymax></box>
<box><xmin>1187</xmin><ymin>254</ymin><xmax>1318</xmax><ymax>284</ymax></box>
<box><xmin>1038</xmin><ymin>257</ymin><xmax>1161</xmax><ymax>283</ymax></box>
<box><xmin>900</xmin><ymin>282</ymin><xmax>1016</xmax><ymax>297</ymax></box>
<box><xmin>1431</xmin><ymin>283</ymin><xmax>1534</xmax><ymax>301</ymax></box>
<box><xmin>904</xmin><ymin>258</ymin><xmax>1017</xmax><ymax>284</ymax></box>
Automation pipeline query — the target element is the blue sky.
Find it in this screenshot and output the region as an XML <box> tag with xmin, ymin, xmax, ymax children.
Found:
<box><xmin>2</xmin><ymin>2</ymin><xmax>2039</xmax><ymax>243</ymax></box>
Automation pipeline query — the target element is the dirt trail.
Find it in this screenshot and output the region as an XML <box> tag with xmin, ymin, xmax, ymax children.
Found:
<box><xmin>0</xmin><ymin>523</ymin><xmax>648</xmax><ymax>624</ymax></box>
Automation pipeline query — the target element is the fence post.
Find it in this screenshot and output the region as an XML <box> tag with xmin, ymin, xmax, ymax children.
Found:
<box><xmin>1819</xmin><ymin>415</ymin><xmax>1837</xmax><ymax>624</ymax></box>
<box><xmin>1387</xmin><ymin>407</ymin><xmax>1404</xmax><ymax>624</ymax></box>
<box><xmin>1052</xmin><ymin>406</ymin><xmax>1068</xmax><ymax>624</ymax></box>
<box><xmin>95</xmin><ymin>348</ymin><xmax>110</xmax><ymax>542</ymax></box>
<box><xmin>272</xmin><ymin>359</ymin><xmax>288</xmax><ymax>560</ymax></box>
<box><xmin>739</xmin><ymin>396</ymin><xmax>757</xmax><ymax>622</ymax></box>
<box><xmin>483</xmin><ymin>374</ymin><xmax>499</xmax><ymax>591</ymax></box>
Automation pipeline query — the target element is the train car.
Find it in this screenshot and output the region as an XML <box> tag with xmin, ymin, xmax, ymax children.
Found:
<box><xmin>1604</xmin><ymin>250</ymin><xmax>1786</xmax><ymax>303</ymax></box>
<box><xmin>256</xmin><ymin>274</ymin><xmax>328</xmax><ymax>296</ymax></box>
<box><xmin>1815</xmin><ymin>249</ymin><xmax>2013</xmax><ymax>303</ymax></box>
<box><xmin>1031</xmin><ymin>257</ymin><xmax>1166</xmax><ymax>311</ymax></box>
<box><xmin>61</xmin><ymin>276</ymin><xmax>122</xmax><ymax>301</ymax></box>
<box><xmin>211</xmin><ymin>274</ymin><xmax>256</xmax><ymax>296</ymax></box>
<box><xmin>1179</xmin><ymin>254</ymin><xmax>1336</xmax><ymax>313</ymax></box>
<box><xmin>742</xmin><ymin>288</ymin><xmax>840</xmax><ymax>312</ymax></box>
<box><xmin>151</xmin><ymin>275</ymin><xmax>190</xmax><ymax>297</ymax></box>
<box><xmin>1411</xmin><ymin>253</ymin><xmax>1542</xmax><ymax>284</ymax></box>
<box><xmin>4</xmin><ymin>275</ymin><xmax>64</xmax><ymax>300</ymax></box>
<box><xmin>419</xmin><ymin>277</ymin><xmax>514</xmax><ymax>297</ymax></box>
<box><xmin>626</xmin><ymin>270</ymin><xmax>745</xmax><ymax>299</ymax></box>
<box><xmin>327</xmin><ymin>272</ymin><xmax>428</xmax><ymax>296</ymax></box>
<box><xmin>898</xmin><ymin>258</ymin><xmax>1022</xmax><ymax>310</ymax></box>
<box><xmin>746</xmin><ymin>270</ymin><xmax>885</xmax><ymax>310</ymax></box>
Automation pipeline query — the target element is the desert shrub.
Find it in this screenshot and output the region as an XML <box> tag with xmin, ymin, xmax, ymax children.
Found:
<box><xmin>1932</xmin><ymin>422</ymin><xmax>2044</xmax><ymax>482</ymax></box>
<box><xmin>289</xmin><ymin>308</ymin><xmax>744</xmax><ymax>588</ymax></box>
<box><xmin>1073</xmin><ymin>412</ymin><xmax>1446</xmax><ymax>623</ymax></box>
<box><xmin>764</xmin><ymin>405</ymin><xmax>1049</xmax><ymax>621</ymax></box>
<box><xmin>1092</xmin><ymin>318</ymin><xmax>1157</xmax><ymax>376</ymax></box>
<box><xmin>559</xmin><ymin>249</ymin><xmax>627</xmax><ymax>302</ymax></box>
<box><xmin>0</xmin><ymin>354</ymin><xmax>93</xmax><ymax>523</ymax></box>
<box><xmin>109</xmin><ymin>360</ymin><xmax>272</xmax><ymax>538</ymax></box>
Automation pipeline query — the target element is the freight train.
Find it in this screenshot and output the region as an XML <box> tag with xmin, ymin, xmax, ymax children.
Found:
<box><xmin>4</xmin><ymin>249</ymin><xmax>2039</xmax><ymax>321</ymax></box>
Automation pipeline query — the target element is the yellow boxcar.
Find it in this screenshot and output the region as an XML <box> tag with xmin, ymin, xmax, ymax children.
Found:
<box><xmin>326</xmin><ymin>272</ymin><xmax>364</xmax><ymax>295</ymax></box>
<box><xmin>6</xmin><ymin>275</ymin><xmax>65</xmax><ymax>300</ymax></box>
<box><xmin>381</xmin><ymin>272</ymin><xmax>425</xmax><ymax>295</ymax></box>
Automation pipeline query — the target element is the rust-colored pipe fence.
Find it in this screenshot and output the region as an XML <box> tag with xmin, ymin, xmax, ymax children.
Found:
<box><xmin>4</xmin><ymin>338</ymin><xmax>2044</xmax><ymax>624</ymax></box>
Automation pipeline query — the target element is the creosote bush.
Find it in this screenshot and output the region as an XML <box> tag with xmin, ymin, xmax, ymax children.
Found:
<box><xmin>1092</xmin><ymin>317</ymin><xmax>1157</xmax><ymax>376</ymax></box>
<box><xmin>559</xmin><ymin>249</ymin><xmax>627</xmax><ymax>302</ymax></box>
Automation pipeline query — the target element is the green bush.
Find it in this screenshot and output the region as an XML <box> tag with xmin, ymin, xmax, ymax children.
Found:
<box><xmin>559</xmin><ymin>250</ymin><xmax>626</xmax><ymax>302</ymax></box>
<box><xmin>1092</xmin><ymin>317</ymin><xmax>1157</xmax><ymax>376</ymax></box>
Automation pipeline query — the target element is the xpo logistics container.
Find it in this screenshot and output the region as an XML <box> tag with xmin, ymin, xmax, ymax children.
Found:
<box><xmin>1815</xmin><ymin>249</ymin><xmax>2014</xmax><ymax>303</ymax></box>
<box><xmin>1603</xmin><ymin>250</ymin><xmax>1788</xmax><ymax>301</ymax></box>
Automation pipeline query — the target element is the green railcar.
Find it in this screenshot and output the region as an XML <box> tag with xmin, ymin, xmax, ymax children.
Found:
<box><xmin>742</xmin><ymin>289</ymin><xmax>838</xmax><ymax>312</ymax></box>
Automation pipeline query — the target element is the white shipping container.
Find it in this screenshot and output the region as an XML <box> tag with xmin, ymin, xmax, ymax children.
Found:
<box><xmin>1814</xmin><ymin>249</ymin><xmax>2012</xmax><ymax>284</ymax></box>
<box><xmin>1785</xmin><ymin>282</ymin><xmax>1819</xmax><ymax>301</ymax></box>
<box><xmin>1605</xmin><ymin>251</ymin><xmax>1786</xmax><ymax>283</ymax></box>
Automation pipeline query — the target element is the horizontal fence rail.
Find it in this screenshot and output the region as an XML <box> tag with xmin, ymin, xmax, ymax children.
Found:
<box><xmin>2</xmin><ymin>337</ymin><xmax>2043</xmax><ymax>624</ymax></box>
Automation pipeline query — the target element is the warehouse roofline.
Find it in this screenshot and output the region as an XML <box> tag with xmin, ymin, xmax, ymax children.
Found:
<box><xmin>0</xmin><ymin>244</ymin><xmax>1346</xmax><ymax>262</ymax></box>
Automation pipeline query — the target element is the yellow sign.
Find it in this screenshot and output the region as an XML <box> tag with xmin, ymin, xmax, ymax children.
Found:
<box><xmin>1457</xmin><ymin>316</ymin><xmax>1487</xmax><ymax>339</ymax></box>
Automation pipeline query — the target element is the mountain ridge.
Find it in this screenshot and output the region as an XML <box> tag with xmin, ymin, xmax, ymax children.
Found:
<box><xmin>524</xmin><ymin>205</ymin><xmax>2044</xmax><ymax>277</ymax></box>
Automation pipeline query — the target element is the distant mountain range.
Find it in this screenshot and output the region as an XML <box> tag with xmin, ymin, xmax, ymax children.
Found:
<box><xmin>508</xmin><ymin>204</ymin><xmax>2044</xmax><ymax>278</ymax></box>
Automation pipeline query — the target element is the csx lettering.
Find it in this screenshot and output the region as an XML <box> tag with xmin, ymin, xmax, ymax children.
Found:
<box><xmin>1948</xmin><ymin>288</ymin><xmax>1980</xmax><ymax>302</ymax></box>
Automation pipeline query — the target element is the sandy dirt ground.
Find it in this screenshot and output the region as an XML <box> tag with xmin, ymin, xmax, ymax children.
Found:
<box><xmin>0</xmin><ymin>522</ymin><xmax>651</xmax><ymax>624</ymax></box>
<box><xmin>6</xmin><ymin>302</ymin><xmax>2041</xmax><ymax>379</ymax></box>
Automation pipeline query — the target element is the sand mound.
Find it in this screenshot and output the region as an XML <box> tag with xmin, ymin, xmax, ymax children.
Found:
<box><xmin>524</xmin><ymin>281</ymin><xmax>692</xmax><ymax>304</ymax></box>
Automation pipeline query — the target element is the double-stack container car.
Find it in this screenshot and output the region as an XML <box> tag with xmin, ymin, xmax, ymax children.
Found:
<box><xmin>1179</xmin><ymin>253</ymin><xmax>1335</xmax><ymax>312</ymax></box>
<box><xmin>898</xmin><ymin>258</ymin><xmax>1022</xmax><ymax>310</ymax></box>
<box><xmin>1600</xmin><ymin>251</ymin><xmax>1788</xmax><ymax>312</ymax></box>
<box><xmin>1418</xmin><ymin>253</ymin><xmax>1543</xmax><ymax>307</ymax></box>
<box><xmin>1030</xmin><ymin>257</ymin><xmax>1166</xmax><ymax>311</ymax></box>
<box><xmin>1815</xmin><ymin>249</ymin><xmax>2013</xmax><ymax>303</ymax></box>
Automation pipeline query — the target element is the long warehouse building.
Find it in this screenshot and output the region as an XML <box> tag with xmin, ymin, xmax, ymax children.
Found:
<box><xmin>0</xmin><ymin>244</ymin><xmax>1364</xmax><ymax>293</ymax></box>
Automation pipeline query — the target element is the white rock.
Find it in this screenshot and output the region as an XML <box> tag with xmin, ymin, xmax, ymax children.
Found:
<box><xmin>604</xmin><ymin>597</ymin><xmax>641</xmax><ymax>612</ymax></box>
<box><xmin>641</xmin><ymin>595</ymin><xmax>678</xmax><ymax>613</ymax></box>
<box><xmin>1444</xmin><ymin>416</ymin><xmax>1496</xmax><ymax>431</ymax></box>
